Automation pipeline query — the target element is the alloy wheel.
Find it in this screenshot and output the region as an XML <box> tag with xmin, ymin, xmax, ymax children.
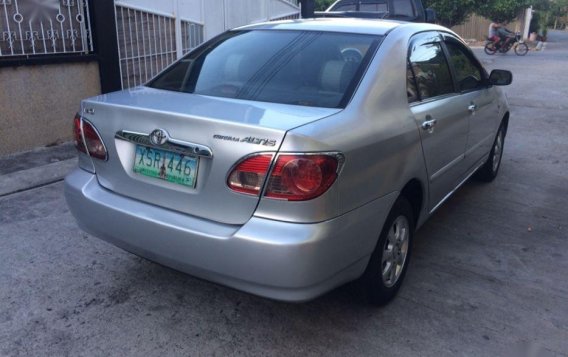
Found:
<box><xmin>492</xmin><ymin>131</ymin><xmax>503</xmax><ymax>173</ymax></box>
<box><xmin>381</xmin><ymin>216</ymin><xmax>410</xmax><ymax>288</ymax></box>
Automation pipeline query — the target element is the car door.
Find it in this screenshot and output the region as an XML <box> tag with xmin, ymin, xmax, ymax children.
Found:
<box><xmin>407</xmin><ymin>32</ymin><xmax>469</xmax><ymax>211</ymax></box>
<box><xmin>441</xmin><ymin>35</ymin><xmax>500</xmax><ymax>171</ymax></box>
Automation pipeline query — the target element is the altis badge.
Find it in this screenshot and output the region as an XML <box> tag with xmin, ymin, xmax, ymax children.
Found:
<box><xmin>213</xmin><ymin>134</ymin><xmax>277</xmax><ymax>147</ymax></box>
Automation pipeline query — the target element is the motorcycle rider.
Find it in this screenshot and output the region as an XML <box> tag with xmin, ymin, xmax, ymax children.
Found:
<box><xmin>497</xmin><ymin>22</ymin><xmax>516</xmax><ymax>49</ymax></box>
<box><xmin>488</xmin><ymin>22</ymin><xmax>501</xmax><ymax>46</ymax></box>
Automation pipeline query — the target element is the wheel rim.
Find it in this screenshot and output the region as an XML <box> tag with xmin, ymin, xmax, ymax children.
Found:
<box><xmin>381</xmin><ymin>216</ymin><xmax>410</xmax><ymax>288</ymax></box>
<box><xmin>515</xmin><ymin>43</ymin><xmax>528</xmax><ymax>56</ymax></box>
<box><xmin>492</xmin><ymin>131</ymin><xmax>503</xmax><ymax>173</ymax></box>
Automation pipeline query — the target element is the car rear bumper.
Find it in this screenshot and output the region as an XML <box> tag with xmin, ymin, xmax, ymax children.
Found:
<box><xmin>64</xmin><ymin>169</ymin><xmax>396</xmax><ymax>302</ymax></box>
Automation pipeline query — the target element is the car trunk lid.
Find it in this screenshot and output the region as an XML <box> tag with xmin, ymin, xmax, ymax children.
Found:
<box><xmin>80</xmin><ymin>87</ymin><xmax>340</xmax><ymax>225</ymax></box>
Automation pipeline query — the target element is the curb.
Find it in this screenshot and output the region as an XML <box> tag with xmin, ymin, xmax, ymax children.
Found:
<box><xmin>0</xmin><ymin>158</ymin><xmax>77</xmax><ymax>197</ymax></box>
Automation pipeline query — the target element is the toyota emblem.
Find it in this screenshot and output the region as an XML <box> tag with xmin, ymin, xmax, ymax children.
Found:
<box><xmin>149</xmin><ymin>129</ymin><xmax>168</xmax><ymax>146</ymax></box>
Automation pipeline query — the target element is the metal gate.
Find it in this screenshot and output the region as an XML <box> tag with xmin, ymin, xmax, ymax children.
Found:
<box><xmin>114</xmin><ymin>0</ymin><xmax>300</xmax><ymax>90</ymax></box>
<box><xmin>0</xmin><ymin>0</ymin><xmax>93</xmax><ymax>57</ymax></box>
<box><xmin>114</xmin><ymin>2</ymin><xmax>204</xmax><ymax>89</ymax></box>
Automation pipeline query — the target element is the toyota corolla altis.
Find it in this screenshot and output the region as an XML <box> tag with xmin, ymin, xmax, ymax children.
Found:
<box><xmin>65</xmin><ymin>18</ymin><xmax>512</xmax><ymax>305</ymax></box>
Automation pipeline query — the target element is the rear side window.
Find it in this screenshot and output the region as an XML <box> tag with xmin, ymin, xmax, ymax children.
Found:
<box><xmin>444</xmin><ymin>41</ymin><xmax>484</xmax><ymax>92</ymax></box>
<box><xmin>331</xmin><ymin>0</ymin><xmax>415</xmax><ymax>17</ymax></box>
<box><xmin>392</xmin><ymin>0</ymin><xmax>415</xmax><ymax>17</ymax></box>
<box><xmin>360</xmin><ymin>3</ymin><xmax>388</xmax><ymax>12</ymax></box>
<box><xmin>407</xmin><ymin>34</ymin><xmax>454</xmax><ymax>101</ymax></box>
<box><xmin>149</xmin><ymin>30</ymin><xmax>381</xmax><ymax>108</ymax></box>
<box><xmin>332</xmin><ymin>3</ymin><xmax>357</xmax><ymax>11</ymax></box>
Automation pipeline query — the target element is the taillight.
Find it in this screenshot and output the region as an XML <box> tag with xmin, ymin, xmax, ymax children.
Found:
<box><xmin>227</xmin><ymin>154</ymin><xmax>273</xmax><ymax>195</ymax></box>
<box><xmin>73</xmin><ymin>114</ymin><xmax>87</xmax><ymax>154</ymax></box>
<box><xmin>265</xmin><ymin>154</ymin><xmax>341</xmax><ymax>201</ymax></box>
<box><xmin>73</xmin><ymin>114</ymin><xmax>107</xmax><ymax>160</ymax></box>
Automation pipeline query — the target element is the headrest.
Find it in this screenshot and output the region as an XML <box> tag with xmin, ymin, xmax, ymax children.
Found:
<box><xmin>224</xmin><ymin>54</ymin><xmax>245</xmax><ymax>81</ymax></box>
<box><xmin>320</xmin><ymin>60</ymin><xmax>356</xmax><ymax>92</ymax></box>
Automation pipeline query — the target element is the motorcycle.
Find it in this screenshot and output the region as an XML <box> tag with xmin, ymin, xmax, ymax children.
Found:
<box><xmin>485</xmin><ymin>32</ymin><xmax>529</xmax><ymax>56</ymax></box>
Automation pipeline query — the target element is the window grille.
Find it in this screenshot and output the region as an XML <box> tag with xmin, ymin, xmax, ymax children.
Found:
<box><xmin>0</xmin><ymin>0</ymin><xmax>93</xmax><ymax>57</ymax></box>
<box><xmin>271</xmin><ymin>12</ymin><xmax>301</xmax><ymax>21</ymax></box>
<box><xmin>115</xmin><ymin>6</ymin><xmax>176</xmax><ymax>89</ymax></box>
<box><xmin>115</xmin><ymin>5</ymin><xmax>204</xmax><ymax>89</ymax></box>
<box><xmin>181</xmin><ymin>19</ymin><xmax>203</xmax><ymax>55</ymax></box>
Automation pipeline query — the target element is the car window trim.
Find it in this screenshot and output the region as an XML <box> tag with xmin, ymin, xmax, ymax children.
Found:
<box><xmin>408</xmin><ymin>92</ymin><xmax>459</xmax><ymax>108</ymax></box>
<box><xmin>440</xmin><ymin>32</ymin><xmax>490</xmax><ymax>92</ymax></box>
<box><xmin>441</xmin><ymin>40</ymin><xmax>484</xmax><ymax>94</ymax></box>
<box><xmin>441</xmin><ymin>32</ymin><xmax>487</xmax><ymax>76</ymax></box>
<box><xmin>147</xmin><ymin>30</ymin><xmax>238</xmax><ymax>89</ymax></box>
<box><xmin>338</xmin><ymin>36</ymin><xmax>384</xmax><ymax>108</ymax></box>
<box><xmin>406</xmin><ymin>31</ymin><xmax>455</xmax><ymax>103</ymax></box>
<box><xmin>436</xmin><ymin>32</ymin><xmax>461</xmax><ymax>94</ymax></box>
<box><xmin>406</xmin><ymin>59</ymin><xmax>420</xmax><ymax>104</ymax></box>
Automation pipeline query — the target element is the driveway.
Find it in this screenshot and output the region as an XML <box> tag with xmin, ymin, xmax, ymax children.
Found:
<box><xmin>1</xmin><ymin>31</ymin><xmax>567</xmax><ymax>357</ymax></box>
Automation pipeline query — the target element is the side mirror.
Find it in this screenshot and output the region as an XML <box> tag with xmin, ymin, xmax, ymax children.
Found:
<box><xmin>425</xmin><ymin>8</ymin><xmax>436</xmax><ymax>23</ymax></box>
<box><xmin>489</xmin><ymin>69</ymin><xmax>513</xmax><ymax>86</ymax></box>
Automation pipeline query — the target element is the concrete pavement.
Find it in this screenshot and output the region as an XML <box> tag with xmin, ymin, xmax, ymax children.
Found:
<box><xmin>0</xmin><ymin>31</ymin><xmax>567</xmax><ymax>356</ymax></box>
<box><xmin>0</xmin><ymin>143</ymin><xmax>76</xmax><ymax>197</ymax></box>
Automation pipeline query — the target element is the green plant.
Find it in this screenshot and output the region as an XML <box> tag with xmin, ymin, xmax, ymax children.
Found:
<box><xmin>476</xmin><ymin>0</ymin><xmax>532</xmax><ymax>23</ymax></box>
<box><xmin>423</xmin><ymin>0</ymin><xmax>478</xmax><ymax>27</ymax></box>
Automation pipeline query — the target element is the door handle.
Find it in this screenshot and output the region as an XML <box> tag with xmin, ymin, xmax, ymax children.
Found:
<box><xmin>468</xmin><ymin>104</ymin><xmax>477</xmax><ymax>112</ymax></box>
<box><xmin>421</xmin><ymin>118</ymin><xmax>437</xmax><ymax>131</ymax></box>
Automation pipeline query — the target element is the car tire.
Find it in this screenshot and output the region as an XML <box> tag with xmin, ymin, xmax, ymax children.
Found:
<box><xmin>361</xmin><ymin>196</ymin><xmax>414</xmax><ymax>306</ymax></box>
<box><xmin>475</xmin><ymin>124</ymin><xmax>505</xmax><ymax>182</ymax></box>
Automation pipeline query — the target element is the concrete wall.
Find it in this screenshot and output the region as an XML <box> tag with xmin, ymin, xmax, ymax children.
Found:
<box><xmin>0</xmin><ymin>62</ymin><xmax>101</xmax><ymax>155</ymax></box>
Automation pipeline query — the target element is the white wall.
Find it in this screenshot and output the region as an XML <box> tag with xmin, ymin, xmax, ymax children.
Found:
<box><xmin>269</xmin><ymin>0</ymin><xmax>300</xmax><ymax>20</ymax></box>
<box><xmin>203</xmin><ymin>0</ymin><xmax>300</xmax><ymax>40</ymax></box>
<box><xmin>203</xmin><ymin>0</ymin><xmax>225</xmax><ymax>40</ymax></box>
<box><xmin>116</xmin><ymin>0</ymin><xmax>300</xmax><ymax>41</ymax></box>
<box><xmin>115</xmin><ymin>0</ymin><xmax>203</xmax><ymax>23</ymax></box>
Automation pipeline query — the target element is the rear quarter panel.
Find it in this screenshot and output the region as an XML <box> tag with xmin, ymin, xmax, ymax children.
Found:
<box><xmin>254</xmin><ymin>26</ymin><xmax>429</xmax><ymax>227</ymax></box>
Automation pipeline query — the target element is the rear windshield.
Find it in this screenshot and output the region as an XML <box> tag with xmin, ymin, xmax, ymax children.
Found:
<box><xmin>148</xmin><ymin>30</ymin><xmax>381</xmax><ymax>108</ymax></box>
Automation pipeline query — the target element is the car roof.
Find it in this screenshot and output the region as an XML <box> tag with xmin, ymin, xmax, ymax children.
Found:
<box><xmin>236</xmin><ymin>18</ymin><xmax>449</xmax><ymax>37</ymax></box>
<box><xmin>236</xmin><ymin>18</ymin><xmax>404</xmax><ymax>36</ymax></box>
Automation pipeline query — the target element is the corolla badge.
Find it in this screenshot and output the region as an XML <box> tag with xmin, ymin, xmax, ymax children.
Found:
<box><xmin>213</xmin><ymin>134</ymin><xmax>277</xmax><ymax>147</ymax></box>
<box><xmin>149</xmin><ymin>129</ymin><xmax>169</xmax><ymax>146</ymax></box>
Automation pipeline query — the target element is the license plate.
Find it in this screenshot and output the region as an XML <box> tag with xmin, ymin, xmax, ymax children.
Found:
<box><xmin>133</xmin><ymin>145</ymin><xmax>198</xmax><ymax>188</ymax></box>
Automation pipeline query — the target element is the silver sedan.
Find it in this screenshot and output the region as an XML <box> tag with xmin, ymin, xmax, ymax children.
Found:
<box><xmin>65</xmin><ymin>18</ymin><xmax>512</xmax><ymax>305</ymax></box>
